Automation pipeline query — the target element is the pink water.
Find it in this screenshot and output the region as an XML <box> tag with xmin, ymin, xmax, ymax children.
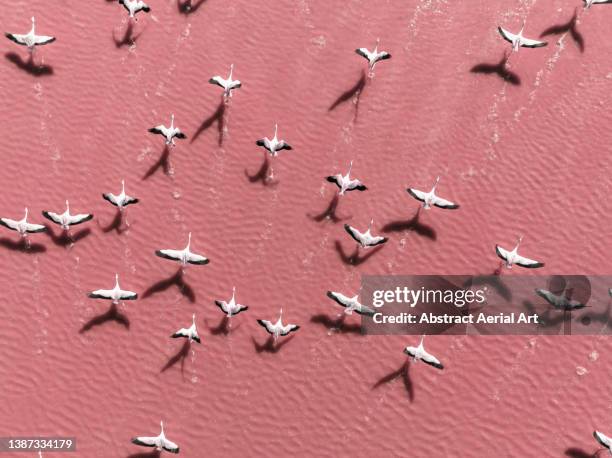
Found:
<box><xmin>0</xmin><ymin>0</ymin><xmax>611</xmax><ymax>456</ymax></box>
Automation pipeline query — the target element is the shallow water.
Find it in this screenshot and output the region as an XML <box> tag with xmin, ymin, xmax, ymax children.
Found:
<box><xmin>0</xmin><ymin>0</ymin><xmax>611</xmax><ymax>456</ymax></box>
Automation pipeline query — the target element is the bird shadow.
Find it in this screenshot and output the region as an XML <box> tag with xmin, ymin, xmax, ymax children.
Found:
<box><xmin>191</xmin><ymin>98</ymin><xmax>226</xmax><ymax>146</ymax></box>
<box><xmin>372</xmin><ymin>360</ymin><xmax>414</xmax><ymax>402</ymax></box>
<box><xmin>161</xmin><ymin>339</ymin><xmax>191</xmax><ymax>374</ymax></box>
<box><xmin>113</xmin><ymin>21</ymin><xmax>141</xmax><ymax>48</ymax></box>
<box><xmin>126</xmin><ymin>451</ymin><xmax>161</xmax><ymax>458</ymax></box>
<box><xmin>307</xmin><ymin>195</ymin><xmax>349</xmax><ymax>223</ymax></box>
<box><xmin>540</xmin><ymin>9</ymin><xmax>584</xmax><ymax>53</ymax></box>
<box><xmin>310</xmin><ymin>313</ymin><xmax>362</xmax><ymax>334</ymax></box>
<box><xmin>470</xmin><ymin>52</ymin><xmax>521</xmax><ymax>86</ymax></box>
<box><xmin>0</xmin><ymin>237</ymin><xmax>46</xmax><ymax>253</ymax></box>
<box><xmin>329</xmin><ymin>70</ymin><xmax>366</xmax><ymax>122</ymax></box>
<box><xmin>206</xmin><ymin>315</ymin><xmax>232</xmax><ymax>335</ymax></box>
<box><xmin>178</xmin><ymin>0</ymin><xmax>208</xmax><ymax>14</ymax></box>
<box><xmin>5</xmin><ymin>52</ymin><xmax>54</xmax><ymax>77</ymax></box>
<box><xmin>382</xmin><ymin>208</ymin><xmax>437</xmax><ymax>240</ymax></box>
<box><xmin>244</xmin><ymin>154</ymin><xmax>278</xmax><ymax>187</ymax></box>
<box><xmin>100</xmin><ymin>210</ymin><xmax>127</xmax><ymax>234</ymax></box>
<box><xmin>468</xmin><ymin>269</ymin><xmax>512</xmax><ymax>302</ymax></box>
<box><xmin>252</xmin><ymin>335</ymin><xmax>295</xmax><ymax>354</ymax></box>
<box><xmin>564</xmin><ymin>447</ymin><xmax>597</xmax><ymax>458</ymax></box>
<box><xmin>142</xmin><ymin>268</ymin><xmax>196</xmax><ymax>303</ymax></box>
<box><xmin>44</xmin><ymin>226</ymin><xmax>91</xmax><ymax>247</ymax></box>
<box><xmin>79</xmin><ymin>303</ymin><xmax>130</xmax><ymax>333</ymax></box>
<box><xmin>142</xmin><ymin>145</ymin><xmax>171</xmax><ymax>180</ymax></box>
<box><xmin>334</xmin><ymin>240</ymin><xmax>384</xmax><ymax>266</ymax></box>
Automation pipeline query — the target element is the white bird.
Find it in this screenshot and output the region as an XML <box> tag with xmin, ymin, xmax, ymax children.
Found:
<box><xmin>209</xmin><ymin>64</ymin><xmax>242</xmax><ymax>99</ymax></box>
<box><xmin>498</xmin><ymin>22</ymin><xmax>548</xmax><ymax>52</ymax></box>
<box><xmin>403</xmin><ymin>335</ymin><xmax>444</xmax><ymax>369</ymax></box>
<box><xmin>88</xmin><ymin>274</ymin><xmax>138</xmax><ymax>304</ymax></box>
<box><xmin>496</xmin><ymin>236</ymin><xmax>544</xmax><ymax>269</ymax></box>
<box><xmin>344</xmin><ymin>220</ymin><xmax>388</xmax><ymax>248</ymax></box>
<box><xmin>326</xmin><ymin>291</ymin><xmax>375</xmax><ymax>316</ymax></box>
<box><xmin>594</xmin><ymin>430</ymin><xmax>612</xmax><ymax>455</ymax></box>
<box><xmin>102</xmin><ymin>180</ymin><xmax>139</xmax><ymax>211</ymax></box>
<box><xmin>355</xmin><ymin>38</ymin><xmax>391</xmax><ymax>73</ymax></box>
<box><xmin>131</xmin><ymin>421</ymin><xmax>179</xmax><ymax>454</ymax></box>
<box><xmin>326</xmin><ymin>161</ymin><xmax>367</xmax><ymax>195</ymax></box>
<box><xmin>255</xmin><ymin>124</ymin><xmax>292</xmax><ymax>157</ymax></box>
<box><xmin>155</xmin><ymin>232</ymin><xmax>209</xmax><ymax>266</ymax></box>
<box><xmin>535</xmin><ymin>288</ymin><xmax>586</xmax><ymax>311</ymax></box>
<box><xmin>407</xmin><ymin>176</ymin><xmax>459</xmax><ymax>210</ymax></box>
<box><xmin>171</xmin><ymin>313</ymin><xmax>201</xmax><ymax>344</ymax></box>
<box><xmin>148</xmin><ymin>114</ymin><xmax>187</xmax><ymax>147</ymax></box>
<box><xmin>214</xmin><ymin>287</ymin><xmax>249</xmax><ymax>317</ymax></box>
<box><xmin>5</xmin><ymin>17</ymin><xmax>55</xmax><ymax>51</ymax></box>
<box><xmin>584</xmin><ymin>0</ymin><xmax>612</xmax><ymax>8</ymax></box>
<box><xmin>257</xmin><ymin>308</ymin><xmax>300</xmax><ymax>341</ymax></box>
<box><xmin>119</xmin><ymin>0</ymin><xmax>151</xmax><ymax>19</ymax></box>
<box><xmin>42</xmin><ymin>201</ymin><xmax>93</xmax><ymax>231</ymax></box>
<box><xmin>0</xmin><ymin>208</ymin><xmax>46</xmax><ymax>238</ymax></box>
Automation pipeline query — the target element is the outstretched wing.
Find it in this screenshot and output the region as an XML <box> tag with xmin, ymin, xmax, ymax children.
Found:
<box><xmin>148</xmin><ymin>126</ymin><xmax>166</xmax><ymax>136</ymax></box>
<box><xmin>498</xmin><ymin>26</ymin><xmax>517</xmax><ymax>44</ymax></box>
<box><xmin>366</xmin><ymin>235</ymin><xmax>388</xmax><ymax>247</ymax></box>
<box><xmin>42</xmin><ymin>211</ymin><xmax>63</xmax><ymax>225</ymax></box>
<box><xmin>326</xmin><ymin>175</ymin><xmax>342</xmax><ymax>188</ymax></box>
<box><xmin>34</xmin><ymin>35</ymin><xmax>55</xmax><ymax>45</ymax></box>
<box><xmin>280</xmin><ymin>324</ymin><xmax>300</xmax><ymax>336</ymax></box>
<box><xmin>0</xmin><ymin>218</ymin><xmax>19</xmax><ymax>231</ymax></box>
<box><xmin>5</xmin><ymin>33</ymin><xmax>27</xmax><ymax>45</ymax></box>
<box><xmin>23</xmin><ymin>222</ymin><xmax>46</xmax><ymax>233</ymax></box>
<box><xmin>355</xmin><ymin>303</ymin><xmax>375</xmax><ymax>316</ymax></box>
<box><xmin>520</xmin><ymin>37</ymin><xmax>548</xmax><ymax>48</ymax></box>
<box><xmin>155</xmin><ymin>249</ymin><xmax>183</xmax><ymax>261</ymax></box>
<box><xmin>421</xmin><ymin>351</ymin><xmax>444</xmax><ymax>369</ymax></box>
<box><xmin>257</xmin><ymin>319</ymin><xmax>275</xmax><ymax>334</ymax></box>
<box><xmin>593</xmin><ymin>431</ymin><xmax>612</xmax><ymax>448</ymax></box>
<box><xmin>209</xmin><ymin>76</ymin><xmax>226</xmax><ymax>88</ymax></box>
<box><xmin>495</xmin><ymin>245</ymin><xmax>510</xmax><ymax>262</ymax></box>
<box><xmin>407</xmin><ymin>187</ymin><xmax>427</xmax><ymax>203</ymax></box>
<box><xmin>346</xmin><ymin>179</ymin><xmax>367</xmax><ymax>192</ymax></box>
<box><xmin>162</xmin><ymin>438</ymin><xmax>179</xmax><ymax>454</ymax></box>
<box><xmin>119</xmin><ymin>290</ymin><xmax>138</xmax><ymax>300</ymax></box>
<box><xmin>344</xmin><ymin>224</ymin><xmax>364</xmax><ymax>244</ymax></box>
<box><xmin>67</xmin><ymin>213</ymin><xmax>93</xmax><ymax>226</ymax></box>
<box><xmin>131</xmin><ymin>436</ymin><xmax>157</xmax><ymax>448</ymax></box>
<box><xmin>431</xmin><ymin>195</ymin><xmax>459</xmax><ymax>209</ymax></box>
<box><xmin>278</xmin><ymin>141</ymin><xmax>292</xmax><ymax>151</ymax></box>
<box><xmin>514</xmin><ymin>253</ymin><xmax>544</xmax><ymax>268</ymax></box>
<box><xmin>88</xmin><ymin>289</ymin><xmax>114</xmax><ymax>299</ymax></box>
<box><xmin>326</xmin><ymin>291</ymin><xmax>352</xmax><ymax>307</ymax></box>
<box><xmin>186</xmin><ymin>252</ymin><xmax>209</xmax><ymax>265</ymax></box>
<box><xmin>355</xmin><ymin>48</ymin><xmax>371</xmax><ymax>60</ymax></box>
<box><xmin>103</xmin><ymin>193</ymin><xmax>119</xmax><ymax>206</ymax></box>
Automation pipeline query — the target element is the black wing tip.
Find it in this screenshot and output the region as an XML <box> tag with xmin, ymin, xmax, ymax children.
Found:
<box><xmin>255</xmin><ymin>139</ymin><xmax>265</xmax><ymax>146</ymax></box>
<box><xmin>193</xmin><ymin>336</ymin><xmax>201</xmax><ymax>344</ymax></box>
<box><xmin>175</xmin><ymin>132</ymin><xmax>187</xmax><ymax>139</ymax></box>
<box><xmin>522</xmin><ymin>262</ymin><xmax>545</xmax><ymax>269</ymax></box>
<box><xmin>356</xmin><ymin>185</ymin><xmax>367</xmax><ymax>191</ymax></box>
<box><xmin>495</xmin><ymin>245</ymin><xmax>504</xmax><ymax>259</ymax></box>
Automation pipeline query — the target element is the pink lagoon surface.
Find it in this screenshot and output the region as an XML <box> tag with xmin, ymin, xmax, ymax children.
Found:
<box><xmin>0</xmin><ymin>0</ymin><xmax>611</xmax><ymax>456</ymax></box>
